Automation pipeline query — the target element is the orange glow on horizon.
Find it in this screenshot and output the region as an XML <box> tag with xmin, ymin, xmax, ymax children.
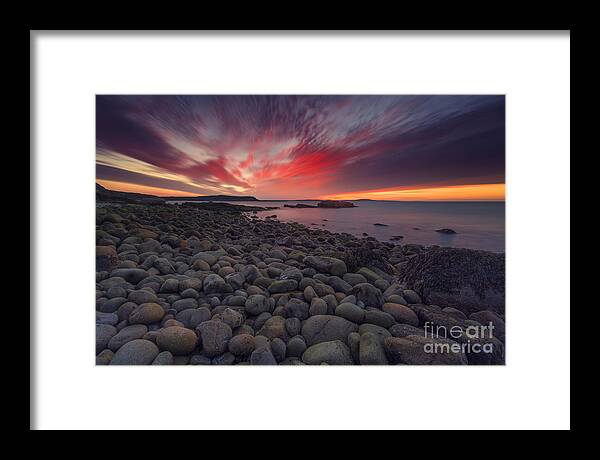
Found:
<box><xmin>97</xmin><ymin>180</ymin><xmax>198</xmax><ymax>197</ymax></box>
<box><xmin>319</xmin><ymin>183</ymin><xmax>505</xmax><ymax>201</ymax></box>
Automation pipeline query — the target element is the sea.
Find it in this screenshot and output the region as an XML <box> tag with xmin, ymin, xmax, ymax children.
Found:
<box><xmin>169</xmin><ymin>200</ymin><xmax>505</xmax><ymax>253</ymax></box>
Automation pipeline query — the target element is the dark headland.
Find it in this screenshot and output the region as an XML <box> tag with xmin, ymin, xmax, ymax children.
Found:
<box><xmin>96</xmin><ymin>184</ymin><xmax>505</xmax><ymax>366</ymax></box>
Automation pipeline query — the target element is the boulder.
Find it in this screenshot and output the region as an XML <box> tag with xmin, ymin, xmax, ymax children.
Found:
<box><xmin>398</xmin><ymin>247</ymin><xmax>505</xmax><ymax>315</ymax></box>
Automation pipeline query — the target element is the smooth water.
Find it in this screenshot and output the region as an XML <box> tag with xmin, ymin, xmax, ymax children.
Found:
<box><xmin>171</xmin><ymin>200</ymin><xmax>505</xmax><ymax>253</ymax></box>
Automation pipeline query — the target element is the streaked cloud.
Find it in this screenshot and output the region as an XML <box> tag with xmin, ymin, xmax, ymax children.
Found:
<box><xmin>96</xmin><ymin>95</ymin><xmax>505</xmax><ymax>199</ymax></box>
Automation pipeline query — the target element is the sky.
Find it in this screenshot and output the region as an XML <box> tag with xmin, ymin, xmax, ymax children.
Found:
<box><xmin>96</xmin><ymin>95</ymin><xmax>505</xmax><ymax>200</ymax></box>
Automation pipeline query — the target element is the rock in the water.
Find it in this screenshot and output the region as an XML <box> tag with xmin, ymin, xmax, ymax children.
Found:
<box><xmin>156</xmin><ymin>326</ymin><xmax>198</xmax><ymax>355</ymax></box>
<box><xmin>436</xmin><ymin>228</ymin><xmax>457</xmax><ymax>234</ymax></box>
<box><xmin>302</xmin><ymin>340</ymin><xmax>354</xmax><ymax>365</ymax></box>
<box><xmin>110</xmin><ymin>339</ymin><xmax>159</xmax><ymax>365</ymax></box>
<box><xmin>197</xmin><ymin>320</ymin><xmax>232</xmax><ymax>357</ymax></box>
<box><xmin>301</xmin><ymin>315</ymin><xmax>359</xmax><ymax>346</ymax></box>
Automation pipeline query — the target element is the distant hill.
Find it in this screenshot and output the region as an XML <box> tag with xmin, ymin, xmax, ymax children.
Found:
<box><xmin>162</xmin><ymin>194</ymin><xmax>259</xmax><ymax>202</ymax></box>
<box><xmin>96</xmin><ymin>184</ymin><xmax>260</xmax><ymax>204</ymax></box>
<box><xmin>96</xmin><ymin>183</ymin><xmax>165</xmax><ymax>204</ymax></box>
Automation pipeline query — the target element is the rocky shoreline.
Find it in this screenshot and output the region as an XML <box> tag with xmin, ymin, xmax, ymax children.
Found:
<box><xmin>96</xmin><ymin>202</ymin><xmax>505</xmax><ymax>365</ymax></box>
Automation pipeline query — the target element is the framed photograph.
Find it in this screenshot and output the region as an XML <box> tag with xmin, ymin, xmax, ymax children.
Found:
<box><xmin>31</xmin><ymin>30</ymin><xmax>570</xmax><ymax>430</ymax></box>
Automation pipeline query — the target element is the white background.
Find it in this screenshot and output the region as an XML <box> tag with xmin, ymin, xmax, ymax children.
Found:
<box><xmin>32</xmin><ymin>31</ymin><xmax>570</xmax><ymax>430</ymax></box>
